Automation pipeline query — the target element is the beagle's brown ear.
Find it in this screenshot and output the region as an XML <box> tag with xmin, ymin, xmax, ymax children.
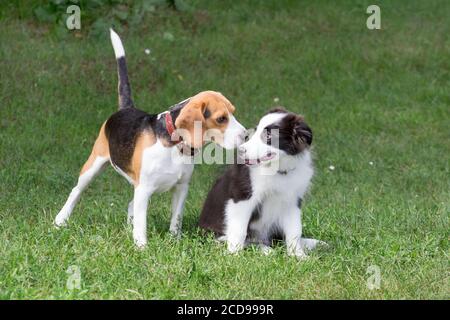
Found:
<box><xmin>226</xmin><ymin>102</ymin><xmax>235</xmax><ymax>113</ymax></box>
<box><xmin>174</xmin><ymin>100</ymin><xmax>206</xmax><ymax>149</ymax></box>
<box><xmin>214</xmin><ymin>91</ymin><xmax>235</xmax><ymax>114</ymax></box>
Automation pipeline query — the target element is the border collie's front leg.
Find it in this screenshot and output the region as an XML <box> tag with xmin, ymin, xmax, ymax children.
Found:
<box><xmin>280</xmin><ymin>206</ymin><xmax>306</xmax><ymax>259</ymax></box>
<box><xmin>132</xmin><ymin>185</ymin><xmax>153</xmax><ymax>248</ymax></box>
<box><xmin>169</xmin><ymin>182</ymin><xmax>189</xmax><ymax>237</ymax></box>
<box><xmin>225</xmin><ymin>200</ymin><xmax>255</xmax><ymax>253</ymax></box>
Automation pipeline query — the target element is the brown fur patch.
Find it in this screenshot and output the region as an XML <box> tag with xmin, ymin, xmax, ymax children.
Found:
<box><xmin>80</xmin><ymin>122</ymin><xmax>110</xmax><ymax>175</ymax></box>
<box><xmin>174</xmin><ymin>91</ymin><xmax>236</xmax><ymax>148</ymax></box>
<box><xmin>128</xmin><ymin>130</ymin><xmax>156</xmax><ymax>185</ymax></box>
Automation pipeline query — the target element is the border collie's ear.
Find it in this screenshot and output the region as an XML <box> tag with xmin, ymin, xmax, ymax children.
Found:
<box><xmin>294</xmin><ymin>119</ymin><xmax>313</xmax><ymax>146</ymax></box>
<box><xmin>266</xmin><ymin>106</ymin><xmax>288</xmax><ymax>115</ymax></box>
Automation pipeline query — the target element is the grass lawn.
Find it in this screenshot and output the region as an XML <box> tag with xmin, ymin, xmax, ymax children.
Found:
<box><xmin>0</xmin><ymin>0</ymin><xmax>448</xmax><ymax>299</ymax></box>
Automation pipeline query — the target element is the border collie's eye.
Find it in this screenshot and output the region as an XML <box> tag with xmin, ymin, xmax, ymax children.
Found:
<box><xmin>216</xmin><ymin>116</ymin><xmax>228</xmax><ymax>124</ymax></box>
<box><xmin>262</xmin><ymin>129</ymin><xmax>272</xmax><ymax>143</ymax></box>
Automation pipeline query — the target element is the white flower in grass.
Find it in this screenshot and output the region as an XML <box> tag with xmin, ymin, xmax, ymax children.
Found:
<box><xmin>369</xmin><ymin>161</ymin><xmax>374</xmax><ymax>166</ymax></box>
<box><xmin>328</xmin><ymin>165</ymin><xmax>335</xmax><ymax>171</ymax></box>
<box><xmin>273</xmin><ymin>97</ymin><xmax>280</xmax><ymax>103</ymax></box>
<box><xmin>144</xmin><ymin>48</ymin><xmax>151</xmax><ymax>55</ymax></box>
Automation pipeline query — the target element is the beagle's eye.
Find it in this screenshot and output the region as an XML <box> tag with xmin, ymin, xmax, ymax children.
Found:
<box><xmin>216</xmin><ymin>116</ymin><xmax>228</xmax><ymax>124</ymax></box>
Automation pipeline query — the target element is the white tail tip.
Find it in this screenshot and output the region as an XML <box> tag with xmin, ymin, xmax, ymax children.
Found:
<box><xmin>110</xmin><ymin>28</ymin><xmax>125</xmax><ymax>58</ymax></box>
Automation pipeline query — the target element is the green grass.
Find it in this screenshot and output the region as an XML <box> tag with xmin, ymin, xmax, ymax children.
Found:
<box><xmin>0</xmin><ymin>0</ymin><xmax>449</xmax><ymax>299</ymax></box>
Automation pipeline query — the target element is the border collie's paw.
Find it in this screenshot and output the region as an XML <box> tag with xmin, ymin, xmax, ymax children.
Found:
<box><xmin>288</xmin><ymin>247</ymin><xmax>308</xmax><ymax>260</ymax></box>
<box><xmin>301</xmin><ymin>238</ymin><xmax>328</xmax><ymax>252</ymax></box>
<box><xmin>227</xmin><ymin>241</ymin><xmax>243</xmax><ymax>254</ymax></box>
<box><xmin>259</xmin><ymin>244</ymin><xmax>273</xmax><ymax>256</ymax></box>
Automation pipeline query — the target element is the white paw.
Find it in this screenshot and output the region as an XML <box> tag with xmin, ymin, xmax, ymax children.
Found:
<box><xmin>169</xmin><ymin>228</ymin><xmax>181</xmax><ymax>239</ymax></box>
<box><xmin>134</xmin><ymin>237</ymin><xmax>147</xmax><ymax>249</ymax></box>
<box><xmin>301</xmin><ymin>238</ymin><xmax>328</xmax><ymax>251</ymax></box>
<box><xmin>288</xmin><ymin>247</ymin><xmax>308</xmax><ymax>260</ymax></box>
<box><xmin>54</xmin><ymin>215</ymin><xmax>67</xmax><ymax>228</ymax></box>
<box><xmin>227</xmin><ymin>241</ymin><xmax>243</xmax><ymax>254</ymax></box>
<box><xmin>259</xmin><ymin>244</ymin><xmax>273</xmax><ymax>256</ymax></box>
<box><xmin>216</xmin><ymin>235</ymin><xmax>227</xmax><ymax>242</ymax></box>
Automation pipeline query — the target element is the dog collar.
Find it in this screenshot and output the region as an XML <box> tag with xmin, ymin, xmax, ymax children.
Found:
<box><xmin>277</xmin><ymin>167</ymin><xmax>296</xmax><ymax>175</ymax></box>
<box><xmin>164</xmin><ymin>112</ymin><xmax>182</xmax><ymax>144</ymax></box>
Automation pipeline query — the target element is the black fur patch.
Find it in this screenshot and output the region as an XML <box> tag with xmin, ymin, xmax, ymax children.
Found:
<box><xmin>266</xmin><ymin>106</ymin><xmax>288</xmax><ymax>114</ymax></box>
<box><xmin>105</xmin><ymin>107</ymin><xmax>180</xmax><ymax>173</ymax></box>
<box><xmin>263</xmin><ymin>113</ymin><xmax>312</xmax><ymax>155</ymax></box>
<box><xmin>105</xmin><ymin>108</ymin><xmax>151</xmax><ymax>172</ymax></box>
<box><xmin>117</xmin><ymin>57</ymin><xmax>134</xmax><ymax>109</ymax></box>
<box><xmin>198</xmin><ymin>164</ymin><xmax>253</xmax><ymax>236</ymax></box>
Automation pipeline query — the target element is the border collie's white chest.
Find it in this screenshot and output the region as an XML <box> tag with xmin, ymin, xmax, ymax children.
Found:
<box><xmin>249</xmin><ymin>151</ymin><xmax>314</xmax><ymax>203</ymax></box>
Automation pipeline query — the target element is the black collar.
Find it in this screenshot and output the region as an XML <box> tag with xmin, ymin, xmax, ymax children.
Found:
<box><xmin>277</xmin><ymin>167</ymin><xmax>296</xmax><ymax>175</ymax></box>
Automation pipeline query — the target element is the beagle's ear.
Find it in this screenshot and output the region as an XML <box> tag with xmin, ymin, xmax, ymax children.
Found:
<box><xmin>215</xmin><ymin>92</ymin><xmax>235</xmax><ymax>113</ymax></box>
<box><xmin>174</xmin><ymin>100</ymin><xmax>206</xmax><ymax>148</ymax></box>
<box><xmin>226</xmin><ymin>103</ymin><xmax>235</xmax><ymax>114</ymax></box>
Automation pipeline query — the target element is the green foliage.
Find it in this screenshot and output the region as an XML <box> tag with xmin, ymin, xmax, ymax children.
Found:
<box><xmin>1</xmin><ymin>0</ymin><xmax>190</xmax><ymax>37</ymax></box>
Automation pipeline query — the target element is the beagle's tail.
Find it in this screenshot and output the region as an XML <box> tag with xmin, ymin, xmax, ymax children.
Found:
<box><xmin>110</xmin><ymin>28</ymin><xmax>134</xmax><ymax>110</ymax></box>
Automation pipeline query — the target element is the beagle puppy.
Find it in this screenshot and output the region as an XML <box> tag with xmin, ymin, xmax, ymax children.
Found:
<box><xmin>54</xmin><ymin>29</ymin><xmax>246</xmax><ymax>247</ymax></box>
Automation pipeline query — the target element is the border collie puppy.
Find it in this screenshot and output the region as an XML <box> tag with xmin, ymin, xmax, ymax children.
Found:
<box><xmin>199</xmin><ymin>108</ymin><xmax>325</xmax><ymax>259</ymax></box>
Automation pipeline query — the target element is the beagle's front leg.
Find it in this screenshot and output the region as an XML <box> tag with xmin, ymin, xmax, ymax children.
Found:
<box><xmin>132</xmin><ymin>185</ymin><xmax>154</xmax><ymax>248</ymax></box>
<box><xmin>224</xmin><ymin>199</ymin><xmax>256</xmax><ymax>253</ymax></box>
<box><xmin>169</xmin><ymin>182</ymin><xmax>189</xmax><ymax>237</ymax></box>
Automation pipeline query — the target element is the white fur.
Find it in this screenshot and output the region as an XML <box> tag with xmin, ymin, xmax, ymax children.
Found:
<box><xmin>110</xmin><ymin>28</ymin><xmax>125</xmax><ymax>58</ymax></box>
<box><xmin>54</xmin><ymin>156</ymin><xmax>109</xmax><ymax>227</ymax></box>
<box><xmin>238</xmin><ymin>112</ymin><xmax>285</xmax><ymax>163</ymax></box>
<box><xmin>221</xmin><ymin>114</ymin><xmax>246</xmax><ymax>149</ymax></box>
<box><xmin>129</xmin><ymin>140</ymin><xmax>194</xmax><ymax>246</ymax></box>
